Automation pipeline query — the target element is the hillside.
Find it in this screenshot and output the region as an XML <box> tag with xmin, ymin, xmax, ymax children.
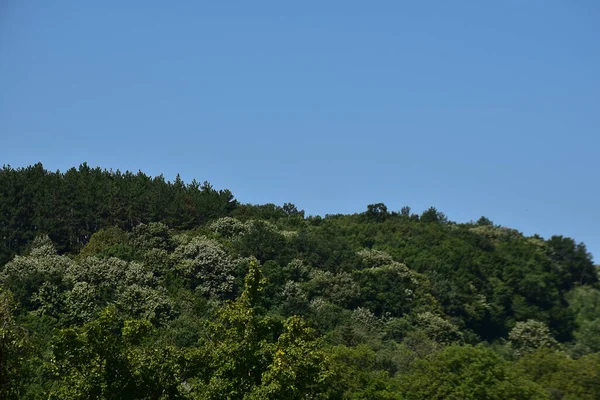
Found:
<box><xmin>1</xmin><ymin>163</ymin><xmax>599</xmax><ymax>399</ymax></box>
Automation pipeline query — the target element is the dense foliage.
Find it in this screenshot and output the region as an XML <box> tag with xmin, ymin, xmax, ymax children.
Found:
<box><xmin>1</xmin><ymin>164</ymin><xmax>599</xmax><ymax>399</ymax></box>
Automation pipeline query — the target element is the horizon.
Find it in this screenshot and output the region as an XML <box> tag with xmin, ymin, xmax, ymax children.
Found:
<box><xmin>4</xmin><ymin>160</ymin><xmax>598</xmax><ymax>263</ymax></box>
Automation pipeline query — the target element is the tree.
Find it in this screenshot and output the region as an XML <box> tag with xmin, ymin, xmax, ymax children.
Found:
<box><xmin>303</xmin><ymin>269</ymin><xmax>360</xmax><ymax>309</ymax></box>
<box><xmin>0</xmin><ymin>237</ymin><xmax>73</xmax><ymax>310</ymax></box>
<box><xmin>517</xmin><ymin>349</ymin><xmax>600</xmax><ymax>400</ymax></box>
<box><xmin>420</xmin><ymin>207</ymin><xmax>447</xmax><ymax>224</ymax></box>
<box><xmin>0</xmin><ymin>289</ymin><xmax>29</xmax><ymax>399</ymax></box>
<box><xmin>476</xmin><ymin>216</ymin><xmax>493</xmax><ymax>226</ymax></box>
<box><xmin>325</xmin><ymin>344</ymin><xmax>400</xmax><ymax>399</ymax></box>
<box><xmin>508</xmin><ymin>319</ymin><xmax>559</xmax><ymax>357</ymax></box>
<box><xmin>48</xmin><ymin>307</ymin><xmax>182</xmax><ymax>399</ymax></box>
<box><xmin>0</xmin><ymin>164</ymin><xmax>236</xmax><ymax>260</ymax></box>
<box><xmin>546</xmin><ymin>235</ymin><xmax>597</xmax><ymax>289</ymax></box>
<box><xmin>234</xmin><ymin>220</ymin><xmax>287</xmax><ymax>263</ymax></box>
<box><xmin>567</xmin><ymin>286</ymin><xmax>600</xmax><ymax>355</ymax></box>
<box><xmin>172</xmin><ymin>236</ymin><xmax>236</xmax><ymax>298</ymax></box>
<box><xmin>209</xmin><ymin>217</ymin><xmax>250</xmax><ymax>239</ymax></box>
<box><xmin>283</xmin><ymin>203</ymin><xmax>304</xmax><ymax>218</ymax></box>
<box><xmin>354</xmin><ymin>249</ymin><xmax>436</xmax><ymax>317</ymax></box>
<box><xmin>413</xmin><ymin>312</ymin><xmax>463</xmax><ymax>345</ymax></box>
<box><xmin>186</xmin><ymin>259</ymin><xmax>330</xmax><ymax>399</ymax></box>
<box><xmin>397</xmin><ymin>345</ymin><xmax>547</xmax><ymax>400</ymax></box>
<box><xmin>366</xmin><ymin>203</ymin><xmax>389</xmax><ymax>223</ymax></box>
<box><xmin>77</xmin><ymin>226</ymin><xmax>130</xmax><ymax>259</ymax></box>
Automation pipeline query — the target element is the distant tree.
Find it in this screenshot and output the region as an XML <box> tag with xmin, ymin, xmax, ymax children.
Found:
<box><xmin>77</xmin><ymin>226</ymin><xmax>130</xmax><ymax>259</ymax></box>
<box><xmin>413</xmin><ymin>311</ymin><xmax>463</xmax><ymax>345</ymax></box>
<box><xmin>0</xmin><ymin>289</ymin><xmax>29</xmax><ymax>399</ymax></box>
<box><xmin>278</xmin><ymin>280</ymin><xmax>310</xmax><ymax>316</ymax></box>
<box><xmin>304</xmin><ymin>270</ymin><xmax>360</xmax><ymax>309</ymax></box>
<box><xmin>365</xmin><ymin>203</ymin><xmax>389</xmax><ymax>223</ymax></box>
<box><xmin>0</xmin><ymin>236</ymin><xmax>73</xmax><ymax>310</ymax></box>
<box><xmin>283</xmin><ymin>202</ymin><xmax>304</xmax><ymax>217</ymax></box>
<box><xmin>0</xmin><ymin>164</ymin><xmax>237</xmax><ymax>260</ymax></box>
<box><xmin>235</xmin><ymin>220</ymin><xmax>287</xmax><ymax>263</ymax></box>
<box><xmin>131</xmin><ymin>222</ymin><xmax>175</xmax><ymax>252</ymax></box>
<box><xmin>516</xmin><ymin>349</ymin><xmax>600</xmax><ymax>400</ymax></box>
<box><xmin>477</xmin><ymin>216</ymin><xmax>494</xmax><ymax>226</ymax></box>
<box><xmin>355</xmin><ymin>249</ymin><xmax>435</xmax><ymax>317</ymax></box>
<box><xmin>420</xmin><ymin>207</ymin><xmax>447</xmax><ymax>224</ymax></box>
<box><xmin>325</xmin><ymin>344</ymin><xmax>399</xmax><ymax>399</ymax></box>
<box><xmin>187</xmin><ymin>259</ymin><xmax>330</xmax><ymax>399</ymax></box>
<box><xmin>209</xmin><ymin>217</ymin><xmax>250</xmax><ymax>239</ymax></box>
<box><xmin>546</xmin><ymin>235</ymin><xmax>597</xmax><ymax>288</ymax></box>
<box><xmin>397</xmin><ymin>345</ymin><xmax>547</xmax><ymax>400</ymax></box>
<box><xmin>508</xmin><ymin>320</ymin><xmax>559</xmax><ymax>357</ymax></box>
<box><xmin>48</xmin><ymin>307</ymin><xmax>182</xmax><ymax>399</ymax></box>
<box><xmin>567</xmin><ymin>286</ymin><xmax>600</xmax><ymax>355</ymax></box>
<box><xmin>172</xmin><ymin>236</ymin><xmax>236</xmax><ymax>298</ymax></box>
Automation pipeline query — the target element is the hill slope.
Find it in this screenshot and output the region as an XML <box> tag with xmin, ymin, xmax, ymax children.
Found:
<box><xmin>1</xmin><ymin>163</ymin><xmax>599</xmax><ymax>399</ymax></box>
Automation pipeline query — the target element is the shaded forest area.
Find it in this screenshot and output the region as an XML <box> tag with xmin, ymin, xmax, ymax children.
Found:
<box><xmin>1</xmin><ymin>163</ymin><xmax>599</xmax><ymax>399</ymax></box>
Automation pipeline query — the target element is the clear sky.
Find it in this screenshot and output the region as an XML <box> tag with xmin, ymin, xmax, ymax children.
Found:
<box><xmin>1</xmin><ymin>1</ymin><xmax>599</xmax><ymax>261</ymax></box>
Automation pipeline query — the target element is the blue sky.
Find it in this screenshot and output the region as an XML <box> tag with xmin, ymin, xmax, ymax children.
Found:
<box><xmin>1</xmin><ymin>1</ymin><xmax>599</xmax><ymax>260</ymax></box>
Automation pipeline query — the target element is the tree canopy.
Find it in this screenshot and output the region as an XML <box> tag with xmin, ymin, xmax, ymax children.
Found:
<box><xmin>1</xmin><ymin>163</ymin><xmax>599</xmax><ymax>399</ymax></box>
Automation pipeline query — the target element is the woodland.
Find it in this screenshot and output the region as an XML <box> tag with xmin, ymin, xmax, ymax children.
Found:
<box><xmin>1</xmin><ymin>163</ymin><xmax>599</xmax><ymax>399</ymax></box>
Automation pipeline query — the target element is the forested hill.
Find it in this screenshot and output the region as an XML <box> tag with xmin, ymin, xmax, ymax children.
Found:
<box><xmin>0</xmin><ymin>163</ymin><xmax>237</xmax><ymax>263</ymax></box>
<box><xmin>1</xmin><ymin>163</ymin><xmax>599</xmax><ymax>399</ymax></box>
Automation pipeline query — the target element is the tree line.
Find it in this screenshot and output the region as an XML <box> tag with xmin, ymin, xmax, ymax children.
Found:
<box><xmin>0</xmin><ymin>163</ymin><xmax>236</xmax><ymax>263</ymax></box>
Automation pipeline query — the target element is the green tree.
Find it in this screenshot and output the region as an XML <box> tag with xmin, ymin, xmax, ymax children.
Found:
<box><xmin>77</xmin><ymin>226</ymin><xmax>131</xmax><ymax>260</ymax></box>
<box><xmin>48</xmin><ymin>307</ymin><xmax>182</xmax><ymax>399</ymax></box>
<box><xmin>476</xmin><ymin>216</ymin><xmax>493</xmax><ymax>226</ymax></box>
<box><xmin>172</xmin><ymin>236</ymin><xmax>236</xmax><ymax>298</ymax></box>
<box><xmin>0</xmin><ymin>289</ymin><xmax>30</xmax><ymax>399</ymax></box>
<box><xmin>0</xmin><ymin>237</ymin><xmax>73</xmax><ymax>310</ymax></box>
<box><xmin>567</xmin><ymin>286</ymin><xmax>600</xmax><ymax>355</ymax></box>
<box><xmin>547</xmin><ymin>235</ymin><xmax>597</xmax><ymax>289</ymax></box>
<box><xmin>325</xmin><ymin>344</ymin><xmax>400</xmax><ymax>399</ymax></box>
<box><xmin>354</xmin><ymin>249</ymin><xmax>435</xmax><ymax>317</ymax></box>
<box><xmin>365</xmin><ymin>203</ymin><xmax>389</xmax><ymax>223</ymax></box>
<box><xmin>516</xmin><ymin>349</ymin><xmax>600</xmax><ymax>400</ymax></box>
<box><xmin>186</xmin><ymin>259</ymin><xmax>330</xmax><ymax>399</ymax></box>
<box><xmin>508</xmin><ymin>319</ymin><xmax>559</xmax><ymax>357</ymax></box>
<box><xmin>397</xmin><ymin>345</ymin><xmax>547</xmax><ymax>400</ymax></box>
<box><xmin>420</xmin><ymin>207</ymin><xmax>447</xmax><ymax>224</ymax></box>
